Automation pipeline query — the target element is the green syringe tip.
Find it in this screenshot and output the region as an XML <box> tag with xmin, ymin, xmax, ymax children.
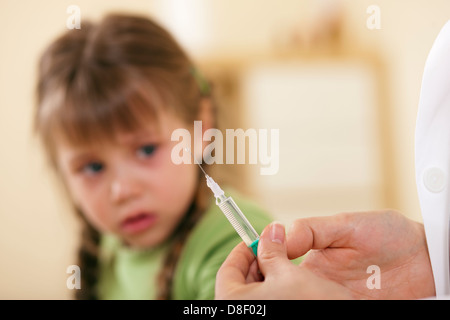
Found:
<box><xmin>248</xmin><ymin>238</ymin><xmax>259</xmax><ymax>257</ymax></box>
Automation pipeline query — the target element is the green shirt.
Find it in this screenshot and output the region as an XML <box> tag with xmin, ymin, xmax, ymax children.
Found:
<box><xmin>97</xmin><ymin>190</ymin><xmax>273</xmax><ymax>300</ymax></box>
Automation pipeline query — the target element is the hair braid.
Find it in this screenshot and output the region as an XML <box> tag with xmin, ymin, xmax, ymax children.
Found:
<box><xmin>74</xmin><ymin>209</ymin><xmax>101</xmax><ymax>300</ymax></box>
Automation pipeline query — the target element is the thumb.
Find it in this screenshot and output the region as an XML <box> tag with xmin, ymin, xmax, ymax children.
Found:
<box><xmin>257</xmin><ymin>222</ymin><xmax>290</xmax><ymax>277</ymax></box>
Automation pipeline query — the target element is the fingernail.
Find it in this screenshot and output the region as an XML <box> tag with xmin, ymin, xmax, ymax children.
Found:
<box><xmin>271</xmin><ymin>222</ymin><xmax>285</xmax><ymax>244</ymax></box>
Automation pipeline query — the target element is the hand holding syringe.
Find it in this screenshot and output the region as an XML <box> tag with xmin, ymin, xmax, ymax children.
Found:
<box><xmin>187</xmin><ymin>148</ymin><xmax>260</xmax><ymax>256</ymax></box>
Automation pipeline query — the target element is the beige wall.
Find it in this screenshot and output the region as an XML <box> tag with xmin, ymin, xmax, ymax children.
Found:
<box><xmin>1</xmin><ymin>0</ymin><xmax>449</xmax><ymax>299</ymax></box>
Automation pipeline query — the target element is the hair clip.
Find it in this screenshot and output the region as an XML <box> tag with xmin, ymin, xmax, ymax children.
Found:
<box><xmin>190</xmin><ymin>66</ymin><xmax>211</xmax><ymax>96</ymax></box>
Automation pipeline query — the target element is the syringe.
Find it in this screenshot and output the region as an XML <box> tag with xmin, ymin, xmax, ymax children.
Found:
<box><xmin>188</xmin><ymin>149</ymin><xmax>260</xmax><ymax>256</ymax></box>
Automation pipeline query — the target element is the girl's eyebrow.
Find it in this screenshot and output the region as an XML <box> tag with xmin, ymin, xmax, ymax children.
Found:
<box><xmin>67</xmin><ymin>152</ymin><xmax>97</xmax><ymax>168</ymax></box>
<box><xmin>116</xmin><ymin>130</ymin><xmax>160</xmax><ymax>145</ymax></box>
<box><xmin>62</xmin><ymin>130</ymin><xmax>161</xmax><ymax>168</ymax></box>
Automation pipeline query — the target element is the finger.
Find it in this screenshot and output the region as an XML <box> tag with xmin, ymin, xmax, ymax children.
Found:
<box><xmin>215</xmin><ymin>241</ymin><xmax>256</xmax><ymax>297</ymax></box>
<box><xmin>257</xmin><ymin>222</ymin><xmax>291</xmax><ymax>278</ymax></box>
<box><xmin>246</xmin><ymin>259</ymin><xmax>263</xmax><ymax>282</ymax></box>
<box><xmin>286</xmin><ymin>213</ymin><xmax>355</xmax><ymax>259</ymax></box>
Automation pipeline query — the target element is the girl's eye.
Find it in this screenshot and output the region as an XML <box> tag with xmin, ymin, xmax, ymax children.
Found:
<box><xmin>81</xmin><ymin>162</ymin><xmax>104</xmax><ymax>175</ymax></box>
<box><xmin>137</xmin><ymin>144</ymin><xmax>157</xmax><ymax>158</ymax></box>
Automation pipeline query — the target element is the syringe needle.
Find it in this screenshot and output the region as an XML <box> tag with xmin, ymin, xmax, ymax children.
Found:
<box><xmin>184</xmin><ymin>147</ymin><xmax>208</xmax><ymax>177</ymax></box>
<box><xmin>184</xmin><ymin>148</ymin><xmax>259</xmax><ymax>256</ymax></box>
<box><xmin>197</xmin><ymin>163</ymin><xmax>208</xmax><ymax>177</ymax></box>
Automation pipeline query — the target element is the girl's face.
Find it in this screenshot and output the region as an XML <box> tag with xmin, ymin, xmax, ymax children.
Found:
<box><xmin>56</xmin><ymin>112</ymin><xmax>198</xmax><ymax>249</ymax></box>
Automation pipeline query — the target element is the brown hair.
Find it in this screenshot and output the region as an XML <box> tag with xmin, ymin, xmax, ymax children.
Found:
<box><xmin>35</xmin><ymin>13</ymin><xmax>213</xmax><ymax>299</ymax></box>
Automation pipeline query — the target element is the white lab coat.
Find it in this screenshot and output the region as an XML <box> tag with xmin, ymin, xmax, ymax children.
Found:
<box><xmin>416</xmin><ymin>20</ymin><xmax>450</xmax><ymax>299</ymax></box>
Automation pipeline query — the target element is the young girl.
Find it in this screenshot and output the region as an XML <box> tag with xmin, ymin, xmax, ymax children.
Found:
<box><xmin>34</xmin><ymin>13</ymin><xmax>272</xmax><ymax>300</ymax></box>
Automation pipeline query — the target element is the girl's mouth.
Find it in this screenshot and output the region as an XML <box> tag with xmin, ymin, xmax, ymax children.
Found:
<box><xmin>120</xmin><ymin>213</ymin><xmax>157</xmax><ymax>234</ymax></box>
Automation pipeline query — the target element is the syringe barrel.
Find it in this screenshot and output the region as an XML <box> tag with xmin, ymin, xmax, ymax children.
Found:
<box><xmin>217</xmin><ymin>196</ymin><xmax>260</xmax><ymax>255</ymax></box>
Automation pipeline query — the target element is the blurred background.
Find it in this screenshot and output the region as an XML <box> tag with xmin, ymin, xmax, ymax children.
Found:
<box><xmin>1</xmin><ymin>0</ymin><xmax>449</xmax><ymax>299</ymax></box>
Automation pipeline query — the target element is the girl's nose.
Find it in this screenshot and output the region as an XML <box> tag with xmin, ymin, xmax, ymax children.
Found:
<box><xmin>110</xmin><ymin>177</ymin><xmax>140</xmax><ymax>204</ymax></box>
